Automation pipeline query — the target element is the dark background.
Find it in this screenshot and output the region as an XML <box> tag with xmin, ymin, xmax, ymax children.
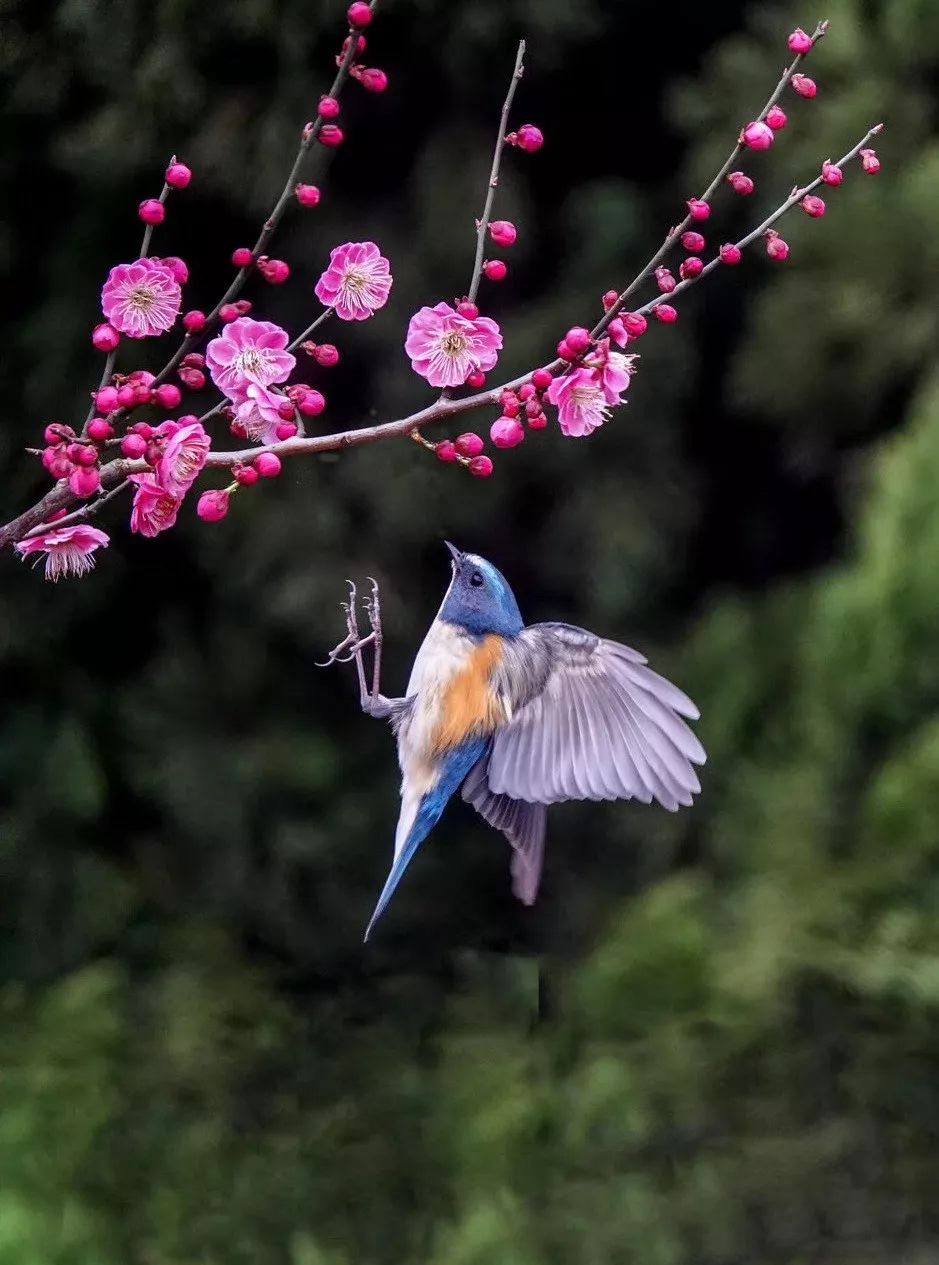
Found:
<box><xmin>3</xmin><ymin>0</ymin><xmax>939</xmax><ymax>1260</ymax></box>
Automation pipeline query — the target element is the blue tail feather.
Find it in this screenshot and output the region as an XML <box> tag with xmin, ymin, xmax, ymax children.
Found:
<box><xmin>363</xmin><ymin>739</ymin><xmax>489</xmax><ymax>941</ymax></box>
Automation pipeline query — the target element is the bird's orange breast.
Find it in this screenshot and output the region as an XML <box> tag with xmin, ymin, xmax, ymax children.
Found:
<box><xmin>431</xmin><ymin>634</ymin><xmax>507</xmax><ymax>754</ymax></box>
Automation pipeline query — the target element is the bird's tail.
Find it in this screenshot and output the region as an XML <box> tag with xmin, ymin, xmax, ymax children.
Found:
<box><xmin>363</xmin><ymin>739</ymin><xmax>489</xmax><ymax>941</ymax></box>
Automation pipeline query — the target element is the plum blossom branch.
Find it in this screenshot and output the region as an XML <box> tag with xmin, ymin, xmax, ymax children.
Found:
<box><xmin>466</xmin><ymin>40</ymin><xmax>526</xmax><ymax>306</ymax></box>
<box><xmin>0</xmin><ymin>13</ymin><xmax>887</xmax><ymax>573</ymax></box>
<box><xmin>592</xmin><ymin>18</ymin><xmax>829</xmax><ymax>344</ymax></box>
<box><xmin>146</xmin><ymin>7</ymin><xmax>375</xmax><ymax>394</ymax></box>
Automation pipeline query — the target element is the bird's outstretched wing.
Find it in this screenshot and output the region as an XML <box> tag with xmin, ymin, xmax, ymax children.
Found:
<box><xmin>485</xmin><ymin>622</ymin><xmax>705</xmax><ymax>812</ymax></box>
<box><xmin>461</xmin><ymin>760</ymin><xmax>546</xmax><ymax>904</ymax></box>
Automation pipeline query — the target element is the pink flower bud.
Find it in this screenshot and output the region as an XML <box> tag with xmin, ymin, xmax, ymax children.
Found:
<box><xmin>435</xmin><ymin>440</ymin><xmax>458</xmax><ymax>463</ymax></box>
<box><xmin>557</xmin><ymin>339</ymin><xmax>574</xmax><ymax>361</ymax></box>
<box><xmin>654</xmin><ymin>304</ymin><xmax>678</xmax><ymax>323</ymax></box>
<box><xmin>231</xmin><ymin>247</ymin><xmax>254</xmax><ymax>268</ymax></box>
<box><xmin>515</xmin><ymin>124</ymin><xmax>544</xmax><ymax>153</ymax></box>
<box><xmin>456</xmin><ymin>300</ymin><xmax>479</xmax><ymax>319</ymax></box>
<box><xmin>469</xmin><ymin>454</ymin><xmax>494</xmax><ymax>478</ymax></box>
<box><xmin>259</xmin><ymin>258</ymin><xmax>290</xmax><ymax>284</ymax></box>
<box><xmin>490</xmin><ymin>416</ymin><xmax>525</xmax><ymax>448</ymax></box>
<box><xmin>254</xmin><ymin>452</ymin><xmax>282</xmax><ymax>478</ymax></box>
<box><xmin>234</xmin><ymin>300</ymin><xmax>252</xmax><ymax>315</ymax></box>
<box><xmin>527</xmin><ymin>412</ymin><xmax>547</xmax><ymax>430</ymax></box>
<box><xmin>152</xmin><ymin>383</ymin><xmax>181</xmax><ymax>409</ymax></box>
<box><xmin>92</xmin><ymin>322</ymin><xmax>120</xmax><ymax>352</ymax></box>
<box><xmin>44</xmin><ymin>424</ymin><xmax>71</xmax><ymax>445</ymax></box>
<box><xmin>787</xmin><ymin>28</ymin><xmax>813</xmax><ymax>54</ymax></box>
<box><xmin>680</xmin><ymin>256</ymin><xmax>704</xmax><ymax>280</ymax></box>
<box><xmin>455</xmin><ymin>432</ymin><xmax>484</xmax><ymax>459</ymax></box>
<box><xmin>69</xmin><ymin>466</ymin><xmax>101</xmax><ymax>498</ymax></box>
<box><xmin>275</xmin><ymin>421</ymin><xmax>298</xmax><ymax>440</ymax></box>
<box><xmin>860</xmin><ymin>148</ymin><xmax>881</xmax><ymax>175</ymax></box>
<box><xmin>681</xmin><ymin>231</ymin><xmax>705</xmax><ymax>253</ymax></box>
<box><xmin>318</xmin><ymin>96</ymin><xmax>341</xmax><ymax>120</ymax></box>
<box><xmin>518</xmin><ymin>385</ymin><xmax>536</xmax><ymax>402</ymax></box>
<box><xmin>800</xmin><ymin>193</ymin><xmax>826</xmax><ymax>218</ymax></box>
<box><xmin>764</xmin><ymin>230</ymin><xmax>790</xmax><ymax>260</ymax></box>
<box><xmin>219</xmin><ymin>304</ymin><xmax>239</xmax><ymax>323</ymax></box>
<box><xmin>347</xmin><ymin>2</ymin><xmax>372</xmax><ymax>28</ymax></box>
<box><xmin>318</xmin><ymin>124</ymin><xmax>344</xmax><ymax>147</ymax></box>
<box><xmin>138</xmin><ymin>199</ymin><xmax>165</xmax><ymax>225</ymax></box>
<box><xmin>623</xmin><ymin>312</ymin><xmax>647</xmax><ymax>337</ymax></box>
<box><xmin>278</xmin><ymin>400</ymin><xmax>296</xmax><ymax>421</ymax></box>
<box><xmin>687</xmin><ymin>198</ymin><xmax>710</xmax><ymax>221</ymax></box>
<box><xmin>532</xmin><ymin>368</ymin><xmax>553</xmax><ymax>391</ymax></box>
<box><xmin>295</xmin><ymin>183</ymin><xmax>321</xmax><ymax>207</ymax></box>
<box><xmin>727</xmin><ymin>171</ymin><xmax>755</xmax><ymax>195</ymax></box>
<box><xmin>313</xmin><ymin>343</ymin><xmax>340</xmax><ymax>367</ymax></box>
<box><xmin>359</xmin><ymin>67</ymin><xmax>388</xmax><ymax>93</ymax></box>
<box><xmin>182</xmin><ymin>353</ymin><xmax>205</xmax><ymax>369</ymax></box>
<box><xmin>489</xmin><ymin>220</ymin><xmax>517</xmax><ymax>247</ymax></box>
<box><xmin>790</xmin><ymin>74</ymin><xmax>817</xmax><ymax>98</ymax></box>
<box><xmin>197</xmin><ymin>490</ymin><xmax>230</xmax><ymax>522</ymax></box>
<box><xmin>95</xmin><ymin>386</ymin><xmax>120</xmax><ymax>413</ymax></box>
<box><xmin>564</xmin><ymin>327</ymin><xmax>592</xmax><ymax>355</ymax></box>
<box><xmin>743</xmin><ymin>120</ymin><xmax>774</xmax><ymax>151</ymax></box>
<box><xmin>466</xmin><ymin>371</ymin><xmax>486</xmax><ymax>389</ymax></box>
<box><xmin>178</xmin><ymin>368</ymin><xmax>206</xmax><ymax>390</ymax></box>
<box><xmin>765</xmin><ymin>105</ymin><xmax>788</xmax><ymax>131</ymax></box>
<box><xmin>72</xmin><ymin>443</ymin><xmax>99</xmax><ymax>467</ymax></box>
<box><xmin>161</xmin><ymin>255</ymin><xmax>189</xmax><ymax>285</ymax></box>
<box><xmin>821</xmin><ymin>160</ymin><xmax>844</xmax><ymax>186</ymax></box>
<box><xmin>121</xmin><ymin>433</ymin><xmax>148</xmax><ymax>459</ymax></box>
<box><xmin>87</xmin><ymin>418</ymin><xmax>114</xmax><ymax>442</ymax></box>
<box><xmin>183</xmin><ymin>310</ymin><xmax>207</xmax><ymax>334</ymax></box>
<box><xmin>49</xmin><ymin>454</ymin><xmax>73</xmax><ymax>479</ymax></box>
<box><xmin>298</xmin><ymin>390</ymin><xmax>326</xmax><ymax>416</ymax></box>
<box><xmin>234</xmin><ymin>464</ymin><xmax>259</xmax><ymax>486</ymax></box>
<box><xmin>165</xmin><ymin>161</ymin><xmax>192</xmax><ymax>188</ymax></box>
<box><xmin>655</xmin><ymin>266</ymin><xmax>676</xmax><ymax>294</ymax></box>
<box><xmin>117</xmin><ymin>384</ymin><xmax>138</xmax><ymax>409</ymax></box>
<box><xmin>483</xmin><ymin>259</ymin><xmax>507</xmax><ymax>282</ymax></box>
<box><xmin>719</xmin><ymin>242</ymin><xmax>742</xmax><ymax>265</ymax></box>
<box><xmin>602</xmin><ymin>289</ymin><xmax>619</xmax><ymax>310</ymax></box>
<box><xmin>131</xmin><ymin>421</ymin><xmax>154</xmax><ymax>438</ymax></box>
<box><xmin>340</xmin><ymin>34</ymin><xmax>368</xmax><ymax>58</ymax></box>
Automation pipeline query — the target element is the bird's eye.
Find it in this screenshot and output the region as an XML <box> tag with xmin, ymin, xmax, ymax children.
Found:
<box><xmin>469</xmin><ymin>571</ymin><xmax>484</xmax><ymax>588</ymax></box>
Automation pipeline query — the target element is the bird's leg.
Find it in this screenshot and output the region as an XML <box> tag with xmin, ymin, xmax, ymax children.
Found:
<box><xmin>360</xmin><ymin>577</ymin><xmax>403</xmax><ymax>721</ymax></box>
<box><xmin>316</xmin><ymin>579</ymin><xmax>404</xmax><ymax>723</ymax></box>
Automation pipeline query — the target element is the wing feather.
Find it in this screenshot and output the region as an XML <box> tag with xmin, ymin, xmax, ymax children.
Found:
<box><xmin>487</xmin><ymin>623</ymin><xmax>705</xmax><ymax>810</ymax></box>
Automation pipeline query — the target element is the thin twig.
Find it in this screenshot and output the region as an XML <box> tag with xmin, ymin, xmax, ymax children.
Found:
<box><xmin>631</xmin><ymin>122</ymin><xmax>883</xmax><ymax>320</ymax></box>
<box><xmin>144</xmin><ymin>8</ymin><xmax>375</xmax><ymax>393</ymax></box>
<box><xmin>288</xmin><ymin>308</ymin><xmax>333</xmax><ymax>353</ymax></box>
<box><xmin>467</xmin><ymin>40</ymin><xmax>526</xmax><ymax>306</ymax></box>
<box><xmin>22</xmin><ymin>479</ymin><xmax>134</xmax><ymax>539</ymax></box>
<box><xmin>591</xmin><ymin>19</ymin><xmax>829</xmax><ymax>345</ymax></box>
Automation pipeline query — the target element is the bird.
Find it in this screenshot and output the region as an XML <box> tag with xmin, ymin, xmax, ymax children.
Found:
<box><xmin>322</xmin><ymin>543</ymin><xmax>706</xmax><ymax>941</ymax></box>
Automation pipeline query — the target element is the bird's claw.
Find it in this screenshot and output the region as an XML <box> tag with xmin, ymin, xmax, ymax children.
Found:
<box><xmin>315</xmin><ymin>577</ymin><xmax>384</xmax><ymax>674</ymax></box>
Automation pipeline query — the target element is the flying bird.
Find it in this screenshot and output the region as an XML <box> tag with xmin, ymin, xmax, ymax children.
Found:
<box><xmin>321</xmin><ymin>543</ymin><xmax>705</xmax><ymax>941</ymax></box>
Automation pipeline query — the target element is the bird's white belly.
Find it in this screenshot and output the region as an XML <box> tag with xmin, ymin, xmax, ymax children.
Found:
<box><xmin>399</xmin><ymin>619</ymin><xmax>474</xmax><ymax>768</ymax></box>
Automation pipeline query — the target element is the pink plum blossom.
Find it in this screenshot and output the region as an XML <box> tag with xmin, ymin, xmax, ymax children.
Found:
<box><xmin>205</xmin><ymin>318</ymin><xmax>296</xmax><ymax>398</ymax></box>
<box><xmin>314</xmin><ymin>241</ymin><xmax>393</xmax><ymax>320</ymax></box>
<box><xmin>232</xmin><ymin>383</ymin><xmax>288</xmax><ymax>445</ymax></box>
<box><xmin>129</xmin><ymin>474</ymin><xmax>182</xmax><ymax>537</ymax></box>
<box><xmin>153</xmin><ymin>419</ymin><xmax>211</xmax><ymax>498</ymax></box>
<box><xmin>101</xmin><ymin>260</ymin><xmax>182</xmax><ymax>338</ymax></box>
<box><xmin>546</xmin><ymin>368</ymin><xmax>618</xmax><ymax>438</ymax></box>
<box><xmin>593</xmin><ymin>342</ymin><xmax>637</xmax><ymax>403</ymax></box>
<box><xmin>15</xmin><ymin>524</ymin><xmax>109</xmax><ymax>581</ymax></box>
<box><xmin>404</xmin><ymin>302</ymin><xmax>503</xmax><ymax>388</ymax></box>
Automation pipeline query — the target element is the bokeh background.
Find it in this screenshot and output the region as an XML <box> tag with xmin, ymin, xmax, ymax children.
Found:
<box><xmin>3</xmin><ymin>0</ymin><xmax>939</xmax><ymax>1260</ymax></box>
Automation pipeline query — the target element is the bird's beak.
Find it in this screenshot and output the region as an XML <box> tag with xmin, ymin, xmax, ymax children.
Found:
<box><xmin>444</xmin><ymin>540</ymin><xmax>463</xmax><ymax>566</ymax></box>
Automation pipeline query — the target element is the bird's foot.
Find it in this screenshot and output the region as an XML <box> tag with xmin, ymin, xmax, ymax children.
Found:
<box><xmin>316</xmin><ymin>577</ymin><xmax>389</xmax><ymax>717</ymax></box>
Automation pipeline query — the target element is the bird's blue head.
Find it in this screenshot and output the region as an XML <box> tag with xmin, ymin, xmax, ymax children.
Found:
<box><xmin>438</xmin><ymin>542</ymin><xmax>524</xmax><ymax>638</ymax></box>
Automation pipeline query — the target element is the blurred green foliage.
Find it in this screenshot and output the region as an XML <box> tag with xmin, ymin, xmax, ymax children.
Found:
<box><xmin>3</xmin><ymin>0</ymin><xmax>939</xmax><ymax>1259</ymax></box>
